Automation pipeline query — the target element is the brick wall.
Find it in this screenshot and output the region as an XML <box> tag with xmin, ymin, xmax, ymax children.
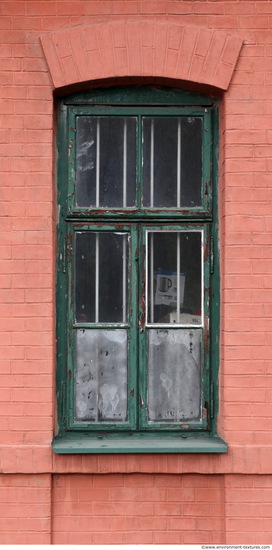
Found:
<box><xmin>226</xmin><ymin>475</ymin><xmax>272</xmax><ymax>544</ymax></box>
<box><xmin>53</xmin><ymin>474</ymin><xmax>225</xmax><ymax>544</ymax></box>
<box><xmin>1</xmin><ymin>0</ymin><xmax>272</xmax><ymax>544</ymax></box>
<box><xmin>0</xmin><ymin>474</ymin><xmax>51</xmax><ymax>544</ymax></box>
<box><xmin>0</xmin><ymin>473</ymin><xmax>271</xmax><ymax>544</ymax></box>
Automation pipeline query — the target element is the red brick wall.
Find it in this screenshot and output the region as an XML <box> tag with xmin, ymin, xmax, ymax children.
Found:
<box><xmin>0</xmin><ymin>473</ymin><xmax>272</xmax><ymax>544</ymax></box>
<box><xmin>0</xmin><ymin>474</ymin><xmax>51</xmax><ymax>544</ymax></box>
<box><xmin>1</xmin><ymin>0</ymin><xmax>272</xmax><ymax>544</ymax></box>
<box><xmin>53</xmin><ymin>474</ymin><xmax>225</xmax><ymax>544</ymax></box>
<box><xmin>226</xmin><ymin>475</ymin><xmax>272</xmax><ymax>544</ymax></box>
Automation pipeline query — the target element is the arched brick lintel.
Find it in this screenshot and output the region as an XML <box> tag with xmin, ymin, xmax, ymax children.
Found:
<box><xmin>40</xmin><ymin>21</ymin><xmax>243</xmax><ymax>91</ymax></box>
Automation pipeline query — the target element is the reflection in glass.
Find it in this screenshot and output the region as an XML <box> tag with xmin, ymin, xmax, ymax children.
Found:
<box><xmin>143</xmin><ymin>117</ymin><xmax>202</xmax><ymax>208</ymax></box>
<box><xmin>75</xmin><ymin>329</ymin><xmax>127</xmax><ymax>422</ymax></box>
<box><xmin>76</xmin><ymin>116</ymin><xmax>137</xmax><ymax>208</ymax></box>
<box><xmin>147</xmin><ymin>329</ymin><xmax>202</xmax><ymax>422</ymax></box>
<box><xmin>75</xmin><ymin>232</ymin><xmax>129</xmax><ymax>323</ymax></box>
<box><xmin>147</xmin><ymin>231</ymin><xmax>202</xmax><ymax>325</ymax></box>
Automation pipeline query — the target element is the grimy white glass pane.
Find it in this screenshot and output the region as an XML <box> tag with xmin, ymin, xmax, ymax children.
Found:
<box><xmin>76</xmin><ymin>116</ymin><xmax>137</xmax><ymax>208</ymax></box>
<box><xmin>75</xmin><ymin>329</ymin><xmax>128</xmax><ymax>422</ymax></box>
<box><xmin>147</xmin><ymin>329</ymin><xmax>201</xmax><ymax>422</ymax></box>
<box><xmin>75</xmin><ymin>232</ymin><xmax>129</xmax><ymax>323</ymax></box>
<box><xmin>147</xmin><ymin>231</ymin><xmax>202</xmax><ymax>325</ymax></box>
<box><xmin>142</xmin><ymin>117</ymin><xmax>202</xmax><ymax>208</ymax></box>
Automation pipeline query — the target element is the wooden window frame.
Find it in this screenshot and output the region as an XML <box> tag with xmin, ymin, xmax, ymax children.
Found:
<box><xmin>54</xmin><ymin>86</ymin><xmax>227</xmax><ymax>454</ymax></box>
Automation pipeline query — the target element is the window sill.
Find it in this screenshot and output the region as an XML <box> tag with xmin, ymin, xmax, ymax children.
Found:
<box><xmin>52</xmin><ymin>434</ymin><xmax>227</xmax><ymax>454</ymax></box>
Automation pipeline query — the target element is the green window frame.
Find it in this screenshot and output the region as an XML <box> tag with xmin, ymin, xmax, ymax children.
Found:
<box><xmin>54</xmin><ymin>87</ymin><xmax>227</xmax><ymax>454</ymax></box>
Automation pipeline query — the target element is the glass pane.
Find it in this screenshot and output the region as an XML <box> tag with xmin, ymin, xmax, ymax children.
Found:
<box><xmin>181</xmin><ymin>117</ymin><xmax>202</xmax><ymax>207</ymax></box>
<box><xmin>76</xmin><ymin>232</ymin><xmax>96</xmax><ymax>323</ymax></box>
<box><xmin>147</xmin><ymin>231</ymin><xmax>202</xmax><ymax>325</ymax></box>
<box><xmin>147</xmin><ymin>329</ymin><xmax>202</xmax><ymax>422</ymax></box>
<box><xmin>142</xmin><ymin>117</ymin><xmax>202</xmax><ymax>208</ymax></box>
<box><xmin>75</xmin><ymin>232</ymin><xmax>129</xmax><ymax>323</ymax></box>
<box><xmin>75</xmin><ymin>329</ymin><xmax>128</xmax><ymax>422</ymax></box>
<box><xmin>76</xmin><ymin>116</ymin><xmax>137</xmax><ymax>208</ymax></box>
<box><xmin>99</xmin><ymin>232</ymin><xmax>128</xmax><ymax>323</ymax></box>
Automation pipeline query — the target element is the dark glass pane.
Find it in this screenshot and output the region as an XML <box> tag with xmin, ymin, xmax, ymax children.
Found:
<box><xmin>143</xmin><ymin>117</ymin><xmax>202</xmax><ymax>208</ymax></box>
<box><xmin>75</xmin><ymin>232</ymin><xmax>129</xmax><ymax>323</ymax></box>
<box><xmin>99</xmin><ymin>232</ymin><xmax>128</xmax><ymax>323</ymax></box>
<box><xmin>76</xmin><ymin>117</ymin><xmax>96</xmax><ymax>207</ymax></box>
<box><xmin>148</xmin><ymin>231</ymin><xmax>202</xmax><ymax>324</ymax></box>
<box><xmin>143</xmin><ymin>117</ymin><xmax>177</xmax><ymax>207</ymax></box>
<box><xmin>181</xmin><ymin>117</ymin><xmax>202</xmax><ymax>207</ymax></box>
<box><xmin>75</xmin><ymin>329</ymin><xmax>127</xmax><ymax>422</ymax></box>
<box><xmin>76</xmin><ymin>116</ymin><xmax>137</xmax><ymax>208</ymax></box>
<box><xmin>76</xmin><ymin>232</ymin><xmax>96</xmax><ymax>323</ymax></box>
<box><xmin>147</xmin><ymin>328</ymin><xmax>202</xmax><ymax>422</ymax></box>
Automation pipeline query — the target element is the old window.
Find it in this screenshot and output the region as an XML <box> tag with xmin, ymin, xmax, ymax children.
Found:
<box><xmin>54</xmin><ymin>87</ymin><xmax>226</xmax><ymax>453</ymax></box>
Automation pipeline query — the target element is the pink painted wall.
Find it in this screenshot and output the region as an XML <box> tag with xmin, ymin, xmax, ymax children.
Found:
<box><xmin>1</xmin><ymin>0</ymin><xmax>272</xmax><ymax>544</ymax></box>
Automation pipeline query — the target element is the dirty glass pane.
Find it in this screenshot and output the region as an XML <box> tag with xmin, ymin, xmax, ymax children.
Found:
<box><xmin>181</xmin><ymin>117</ymin><xmax>202</xmax><ymax>207</ymax></box>
<box><xmin>142</xmin><ymin>117</ymin><xmax>202</xmax><ymax>208</ymax></box>
<box><xmin>75</xmin><ymin>329</ymin><xmax>128</xmax><ymax>422</ymax></box>
<box><xmin>75</xmin><ymin>232</ymin><xmax>129</xmax><ymax>323</ymax></box>
<box><xmin>147</xmin><ymin>329</ymin><xmax>202</xmax><ymax>422</ymax></box>
<box><xmin>75</xmin><ymin>232</ymin><xmax>96</xmax><ymax>323</ymax></box>
<box><xmin>147</xmin><ymin>231</ymin><xmax>202</xmax><ymax>325</ymax></box>
<box><xmin>99</xmin><ymin>232</ymin><xmax>128</xmax><ymax>323</ymax></box>
<box><xmin>76</xmin><ymin>116</ymin><xmax>137</xmax><ymax>208</ymax></box>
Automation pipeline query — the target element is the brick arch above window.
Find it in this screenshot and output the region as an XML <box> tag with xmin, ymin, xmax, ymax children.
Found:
<box><xmin>40</xmin><ymin>20</ymin><xmax>243</xmax><ymax>91</ymax></box>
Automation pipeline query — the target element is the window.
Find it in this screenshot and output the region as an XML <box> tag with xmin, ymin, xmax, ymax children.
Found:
<box><xmin>54</xmin><ymin>87</ymin><xmax>226</xmax><ymax>453</ymax></box>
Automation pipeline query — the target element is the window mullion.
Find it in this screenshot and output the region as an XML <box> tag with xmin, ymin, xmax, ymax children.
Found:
<box><xmin>95</xmin><ymin>233</ymin><xmax>99</xmax><ymax>323</ymax></box>
<box><xmin>95</xmin><ymin>118</ymin><xmax>100</xmax><ymax>323</ymax></box>
<box><xmin>129</xmin><ymin>224</ymin><xmax>139</xmax><ymax>430</ymax></box>
<box><xmin>122</xmin><ymin>234</ymin><xmax>127</xmax><ymax>324</ymax></box>
<box><xmin>176</xmin><ymin>232</ymin><xmax>180</xmax><ymax>324</ymax></box>
<box><xmin>149</xmin><ymin>232</ymin><xmax>154</xmax><ymax>324</ymax></box>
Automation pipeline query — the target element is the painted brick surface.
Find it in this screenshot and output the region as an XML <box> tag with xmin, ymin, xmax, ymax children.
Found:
<box><xmin>1</xmin><ymin>0</ymin><xmax>272</xmax><ymax>544</ymax></box>
<box><xmin>225</xmin><ymin>475</ymin><xmax>272</xmax><ymax>544</ymax></box>
<box><xmin>41</xmin><ymin>22</ymin><xmax>242</xmax><ymax>89</ymax></box>
<box><xmin>52</xmin><ymin>474</ymin><xmax>225</xmax><ymax>544</ymax></box>
<box><xmin>0</xmin><ymin>474</ymin><xmax>51</xmax><ymax>545</ymax></box>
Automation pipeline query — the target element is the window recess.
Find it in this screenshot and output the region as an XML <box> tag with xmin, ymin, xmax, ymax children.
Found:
<box><xmin>55</xmin><ymin>87</ymin><xmax>226</xmax><ymax>454</ymax></box>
